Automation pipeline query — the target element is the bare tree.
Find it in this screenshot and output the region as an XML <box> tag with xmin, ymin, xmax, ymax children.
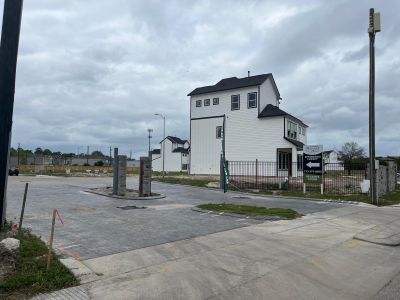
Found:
<box><xmin>338</xmin><ymin>142</ymin><xmax>366</xmax><ymax>162</ymax></box>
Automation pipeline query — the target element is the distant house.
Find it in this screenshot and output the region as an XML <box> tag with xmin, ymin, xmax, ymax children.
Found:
<box><xmin>188</xmin><ymin>73</ymin><xmax>308</xmax><ymax>175</ymax></box>
<box><xmin>152</xmin><ymin>136</ymin><xmax>190</xmax><ymax>172</ymax></box>
<box><xmin>323</xmin><ymin>150</ymin><xmax>344</xmax><ymax>171</ymax></box>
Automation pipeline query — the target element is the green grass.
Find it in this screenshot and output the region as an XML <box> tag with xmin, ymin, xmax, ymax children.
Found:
<box><xmin>0</xmin><ymin>227</ymin><xmax>77</xmax><ymax>299</ymax></box>
<box><xmin>153</xmin><ymin>177</ymin><xmax>214</xmax><ymax>187</ymax></box>
<box><xmin>257</xmin><ymin>188</ymin><xmax>400</xmax><ymax>206</ymax></box>
<box><xmin>197</xmin><ymin>203</ymin><xmax>299</xmax><ymax>219</ymax></box>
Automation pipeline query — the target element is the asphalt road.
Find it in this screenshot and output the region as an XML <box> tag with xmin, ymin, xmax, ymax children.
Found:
<box><xmin>6</xmin><ymin>175</ymin><xmax>348</xmax><ymax>260</ymax></box>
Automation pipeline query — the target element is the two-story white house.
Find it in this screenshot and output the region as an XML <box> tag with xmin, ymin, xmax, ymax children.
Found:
<box><xmin>188</xmin><ymin>73</ymin><xmax>308</xmax><ymax>175</ymax></box>
<box><xmin>152</xmin><ymin>136</ymin><xmax>190</xmax><ymax>172</ymax></box>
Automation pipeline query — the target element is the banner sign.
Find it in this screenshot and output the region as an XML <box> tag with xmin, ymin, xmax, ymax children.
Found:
<box><xmin>303</xmin><ymin>145</ymin><xmax>323</xmax><ymax>184</ymax></box>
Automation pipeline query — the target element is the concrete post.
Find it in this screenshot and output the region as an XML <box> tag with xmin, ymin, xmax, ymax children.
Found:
<box><xmin>112</xmin><ymin>148</ymin><xmax>118</xmax><ymax>195</ymax></box>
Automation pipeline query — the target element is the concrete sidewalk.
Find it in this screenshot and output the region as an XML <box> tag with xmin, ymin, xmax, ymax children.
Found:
<box><xmin>34</xmin><ymin>205</ymin><xmax>400</xmax><ymax>300</ymax></box>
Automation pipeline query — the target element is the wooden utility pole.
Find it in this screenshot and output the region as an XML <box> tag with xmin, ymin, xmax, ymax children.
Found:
<box><xmin>0</xmin><ymin>0</ymin><xmax>24</xmax><ymax>229</ymax></box>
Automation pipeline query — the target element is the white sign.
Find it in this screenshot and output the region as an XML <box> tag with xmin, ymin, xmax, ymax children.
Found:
<box><xmin>304</xmin><ymin>144</ymin><xmax>323</xmax><ymax>156</ymax></box>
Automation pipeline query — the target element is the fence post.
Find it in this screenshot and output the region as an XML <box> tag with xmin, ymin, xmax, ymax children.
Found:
<box><xmin>255</xmin><ymin>159</ymin><xmax>258</xmax><ymax>189</ymax></box>
<box><xmin>287</xmin><ymin>161</ymin><xmax>291</xmax><ymax>190</ymax></box>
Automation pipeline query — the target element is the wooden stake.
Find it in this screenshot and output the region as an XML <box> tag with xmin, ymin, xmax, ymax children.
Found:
<box><xmin>47</xmin><ymin>209</ymin><xmax>57</xmax><ymax>270</ymax></box>
<box><xmin>18</xmin><ymin>182</ymin><xmax>29</xmax><ymax>235</ymax></box>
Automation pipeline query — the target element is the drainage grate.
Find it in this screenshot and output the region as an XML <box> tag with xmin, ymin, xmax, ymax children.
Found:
<box><xmin>232</xmin><ymin>196</ymin><xmax>252</xmax><ymax>199</ymax></box>
<box><xmin>117</xmin><ymin>205</ymin><xmax>147</xmax><ymax>210</ymax></box>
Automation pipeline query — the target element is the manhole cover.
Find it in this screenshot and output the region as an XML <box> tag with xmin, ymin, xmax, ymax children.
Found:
<box><xmin>232</xmin><ymin>196</ymin><xmax>251</xmax><ymax>199</ymax></box>
<box><xmin>117</xmin><ymin>205</ymin><xmax>147</xmax><ymax>210</ymax></box>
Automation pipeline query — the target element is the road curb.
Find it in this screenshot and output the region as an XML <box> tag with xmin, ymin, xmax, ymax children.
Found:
<box><xmin>85</xmin><ymin>189</ymin><xmax>166</xmax><ymax>200</ymax></box>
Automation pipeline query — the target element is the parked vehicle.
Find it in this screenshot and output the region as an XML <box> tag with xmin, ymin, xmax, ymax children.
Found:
<box><xmin>8</xmin><ymin>168</ymin><xmax>19</xmax><ymax>176</ymax></box>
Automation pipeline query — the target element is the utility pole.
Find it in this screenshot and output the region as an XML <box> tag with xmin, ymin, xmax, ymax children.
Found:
<box><xmin>147</xmin><ymin>129</ymin><xmax>153</xmax><ymax>157</ymax></box>
<box><xmin>109</xmin><ymin>146</ymin><xmax>112</xmax><ymax>166</ymax></box>
<box><xmin>0</xmin><ymin>0</ymin><xmax>24</xmax><ymax>229</ymax></box>
<box><xmin>17</xmin><ymin>142</ymin><xmax>20</xmax><ymax>166</ymax></box>
<box><xmin>86</xmin><ymin>145</ymin><xmax>89</xmax><ymax>165</ymax></box>
<box><xmin>368</xmin><ymin>8</ymin><xmax>381</xmax><ymax>205</ymax></box>
<box><xmin>154</xmin><ymin>113</ymin><xmax>166</xmax><ymax>177</ymax></box>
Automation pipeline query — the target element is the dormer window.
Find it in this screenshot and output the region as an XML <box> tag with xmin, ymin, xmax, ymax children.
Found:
<box><xmin>287</xmin><ymin>121</ymin><xmax>297</xmax><ymax>139</ymax></box>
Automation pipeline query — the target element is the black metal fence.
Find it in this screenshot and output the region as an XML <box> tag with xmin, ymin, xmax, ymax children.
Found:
<box><xmin>228</xmin><ymin>161</ymin><xmax>368</xmax><ymax>194</ymax></box>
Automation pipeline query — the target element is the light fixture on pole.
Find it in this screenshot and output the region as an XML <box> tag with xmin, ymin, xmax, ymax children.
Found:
<box><xmin>368</xmin><ymin>8</ymin><xmax>381</xmax><ymax>205</ymax></box>
<box><xmin>154</xmin><ymin>113</ymin><xmax>166</xmax><ymax>177</ymax></box>
<box><xmin>147</xmin><ymin>128</ymin><xmax>153</xmax><ymax>156</ymax></box>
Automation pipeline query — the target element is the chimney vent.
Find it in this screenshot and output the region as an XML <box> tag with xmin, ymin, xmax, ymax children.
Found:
<box><xmin>248</xmin><ymin>71</ymin><xmax>250</xmax><ymax>77</ymax></box>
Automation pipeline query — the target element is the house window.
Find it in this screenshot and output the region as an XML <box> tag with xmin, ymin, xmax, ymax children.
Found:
<box><xmin>302</xmin><ymin>127</ymin><xmax>306</xmax><ymax>135</ymax></box>
<box><xmin>216</xmin><ymin>126</ymin><xmax>222</xmax><ymax>139</ymax></box>
<box><xmin>287</xmin><ymin>121</ymin><xmax>297</xmax><ymax>139</ymax></box>
<box><xmin>297</xmin><ymin>154</ymin><xmax>303</xmax><ymax>171</ymax></box>
<box><xmin>196</xmin><ymin>100</ymin><xmax>202</xmax><ymax>107</ymax></box>
<box><xmin>231</xmin><ymin>95</ymin><xmax>240</xmax><ymax>110</ymax></box>
<box><xmin>213</xmin><ymin>98</ymin><xmax>219</xmax><ymax>105</ymax></box>
<box><xmin>247</xmin><ymin>92</ymin><xmax>257</xmax><ymax>108</ymax></box>
<box><xmin>278</xmin><ymin>152</ymin><xmax>291</xmax><ymax>170</ymax></box>
<box><xmin>182</xmin><ymin>164</ymin><xmax>188</xmax><ymax>170</ymax></box>
<box><xmin>204</xmin><ymin>99</ymin><xmax>210</xmax><ymax>106</ymax></box>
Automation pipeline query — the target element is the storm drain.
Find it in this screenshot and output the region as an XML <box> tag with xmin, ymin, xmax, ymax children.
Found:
<box><xmin>117</xmin><ymin>205</ymin><xmax>147</xmax><ymax>210</ymax></box>
<box><xmin>232</xmin><ymin>196</ymin><xmax>252</xmax><ymax>200</ymax></box>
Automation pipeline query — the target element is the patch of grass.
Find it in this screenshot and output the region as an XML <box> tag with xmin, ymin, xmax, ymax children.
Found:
<box><xmin>0</xmin><ymin>229</ymin><xmax>77</xmax><ymax>299</ymax></box>
<box><xmin>250</xmin><ymin>188</ymin><xmax>400</xmax><ymax>207</ymax></box>
<box><xmin>153</xmin><ymin>177</ymin><xmax>213</xmax><ymax>187</ymax></box>
<box><xmin>198</xmin><ymin>203</ymin><xmax>299</xmax><ymax>219</ymax></box>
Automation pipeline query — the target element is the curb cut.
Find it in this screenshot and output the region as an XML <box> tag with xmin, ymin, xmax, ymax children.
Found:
<box><xmin>191</xmin><ymin>207</ymin><xmax>287</xmax><ymax>221</ymax></box>
<box><xmin>85</xmin><ymin>189</ymin><xmax>166</xmax><ymax>200</ymax></box>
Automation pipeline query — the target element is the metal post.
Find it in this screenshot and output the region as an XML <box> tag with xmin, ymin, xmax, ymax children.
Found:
<box><xmin>162</xmin><ymin>116</ymin><xmax>165</xmax><ymax>177</ymax></box>
<box><xmin>47</xmin><ymin>209</ymin><xmax>56</xmax><ymax>270</ymax></box>
<box><xmin>86</xmin><ymin>145</ymin><xmax>89</xmax><ymax>165</ymax></box>
<box><xmin>17</xmin><ymin>142</ymin><xmax>20</xmax><ymax>166</ymax></box>
<box><xmin>0</xmin><ymin>0</ymin><xmax>24</xmax><ymax>229</ymax></box>
<box><xmin>18</xmin><ymin>182</ymin><xmax>29</xmax><ymax>235</ymax></box>
<box><xmin>368</xmin><ymin>8</ymin><xmax>380</xmax><ymax>205</ymax></box>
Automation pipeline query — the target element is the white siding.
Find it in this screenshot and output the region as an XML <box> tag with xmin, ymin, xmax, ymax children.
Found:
<box><xmin>152</xmin><ymin>153</ymin><xmax>162</xmax><ymax>171</ymax></box>
<box><xmin>191</xmin><ymin>117</ymin><xmax>224</xmax><ymax>174</ymax></box>
<box><xmin>259</xmin><ymin>78</ymin><xmax>278</xmax><ymax>108</ymax></box>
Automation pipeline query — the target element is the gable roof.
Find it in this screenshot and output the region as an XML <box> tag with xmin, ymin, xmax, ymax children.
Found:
<box><xmin>188</xmin><ymin>74</ymin><xmax>272</xmax><ymax>96</ymax></box>
<box><xmin>284</xmin><ymin>137</ymin><xmax>304</xmax><ymax>150</ymax></box>
<box><xmin>258</xmin><ymin>104</ymin><xmax>308</xmax><ymax>127</ymax></box>
<box><xmin>151</xmin><ymin>149</ymin><xmax>161</xmax><ymax>155</ymax></box>
<box><xmin>161</xmin><ymin>136</ymin><xmax>188</xmax><ymax>145</ymax></box>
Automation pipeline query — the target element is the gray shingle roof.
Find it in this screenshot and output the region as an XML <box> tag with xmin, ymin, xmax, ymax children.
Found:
<box><xmin>284</xmin><ymin>137</ymin><xmax>304</xmax><ymax>150</ymax></box>
<box><xmin>188</xmin><ymin>74</ymin><xmax>271</xmax><ymax>96</ymax></box>
<box><xmin>259</xmin><ymin>104</ymin><xmax>308</xmax><ymax>127</ymax></box>
<box><xmin>151</xmin><ymin>149</ymin><xmax>161</xmax><ymax>155</ymax></box>
<box><xmin>172</xmin><ymin>147</ymin><xmax>189</xmax><ymax>154</ymax></box>
<box><xmin>161</xmin><ymin>136</ymin><xmax>188</xmax><ymax>145</ymax></box>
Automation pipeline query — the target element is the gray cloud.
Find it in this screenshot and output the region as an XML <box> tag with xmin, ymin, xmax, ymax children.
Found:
<box><xmin>2</xmin><ymin>0</ymin><xmax>399</xmax><ymax>157</ymax></box>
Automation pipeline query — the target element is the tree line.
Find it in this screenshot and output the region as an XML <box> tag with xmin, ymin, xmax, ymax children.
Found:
<box><xmin>9</xmin><ymin>147</ymin><xmax>107</xmax><ymax>158</ymax></box>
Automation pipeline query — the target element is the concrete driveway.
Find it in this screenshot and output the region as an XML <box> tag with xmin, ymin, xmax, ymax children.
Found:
<box><xmin>6</xmin><ymin>175</ymin><xmax>346</xmax><ymax>260</ymax></box>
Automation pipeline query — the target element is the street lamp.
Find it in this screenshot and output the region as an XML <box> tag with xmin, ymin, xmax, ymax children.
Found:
<box><xmin>154</xmin><ymin>113</ymin><xmax>166</xmax><ymax>177</ymax></box>
<box><xmin>368</xmin><ymin>8</ymin><xmax>381</xmax><ymax>205</ymax></box>
<box><xmin>147</xmin><ymin>128</ymin><xmax>153</xmax><ymax>156</ymax></box>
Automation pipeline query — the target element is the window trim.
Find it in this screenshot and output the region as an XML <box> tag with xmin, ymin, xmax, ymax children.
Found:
<box><xmin>231</xmin><ymin>94</ymin><xmax>240</xmax><ymax>111</ymax></box>
<box><xmin>195</xmin><ymin>100</ymin><xmax>202</xmax><ymax>107</ymax></box>
<box><xmin>204</xmin><ymin>99</ymin><xmax>210</xmax><ymax>106</ymax></box>
<box><xmin>247</xmin><ymin>92</ymin><xmax>257</xmax><ymax>109</ymax></box>
<box><xmin>216</xmin><ymin>126</ymin><xmax>222</xmax><ymax>139</ymax></box>
<box><xmin>213</xmin><ymin>97</ymin><xmax>219</xmax><ymax>105</ymax></box>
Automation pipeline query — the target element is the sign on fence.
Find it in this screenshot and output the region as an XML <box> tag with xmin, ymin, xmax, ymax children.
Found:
<box><xmin>303</xmin><ymin>145</ymin><xmax>323</xmax><ymax>184</ymax></box>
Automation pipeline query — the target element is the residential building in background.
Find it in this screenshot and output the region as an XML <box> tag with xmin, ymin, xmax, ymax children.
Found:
<box><xmin>152</xmin><ymin>136</ymin><xmax>190</xmax><ymax>172</ymax></box>
<box><xmin>188</xmin><ymin>73</ymin><xmax>308</xmax><ymax>175</ymax></box>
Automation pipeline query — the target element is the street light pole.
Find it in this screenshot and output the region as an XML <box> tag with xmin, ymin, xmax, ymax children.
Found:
<box><xmin>368</xmin><ymin>8</ymin><xmax>380</xmax><ymax>205</ymax></box>
<box><xmin>154</xmin><ymin>113</ymin><xmax>166</xmax><ymax>177</ymax></box>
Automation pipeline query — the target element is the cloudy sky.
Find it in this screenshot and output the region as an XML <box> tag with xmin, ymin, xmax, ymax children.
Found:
<box><xmin>2</xmin><ymin>0</ymin><xmax>399</xmax><ymax>157</ymax></box>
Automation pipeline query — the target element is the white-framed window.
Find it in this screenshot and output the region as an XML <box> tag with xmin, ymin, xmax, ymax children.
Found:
<box><xmin>182</xmin><ymin>164</ymin><xmax>188</xmax><ymax>170</ymax></box>
<box><xmin>216</xmin><ymin>126</ymin><xmax>222</xmax><ymax>139</ymax></box>
<box><xmin>231</xmin><ymin>95</ymin><xmax>240</xmax><ymax>110</ymax></box>
<box><xmin>247</xmin><ymin>92</ymin><xmax>257</xmax><ymax>108</ymax></box>
<box><xmin>287</xmin><ymin>121</ymin><xmax>297</xmax><ymax>139</ymax></box>
<box><xmin>195</xmin><ymin>100</ymin><xmax>202</xmax><ymax>107</ymax></box>
<box><xmin>278</xmin><ymin>152</ymin><xmax>291</xmax><ymax>170</ymax></box>
<box><xmin>213</xmin><ymin>98</ymin><xmax>219</xmax><ymax>105</ymax></box>
<box><xmin>204</xmin><ymin>99</ymin><xmax>210</xmax><ymax>106</ymax></box>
